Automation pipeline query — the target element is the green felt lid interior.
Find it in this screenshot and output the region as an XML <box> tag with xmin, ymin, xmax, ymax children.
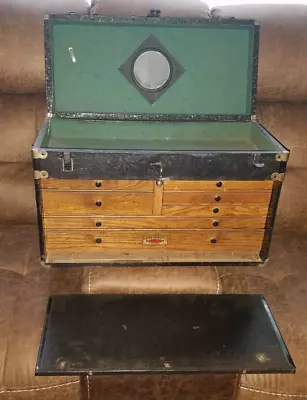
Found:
<box><xmin>47</xmin><ymin>15</ymin><xmax>257</xmax><ymax>118</ymax></box>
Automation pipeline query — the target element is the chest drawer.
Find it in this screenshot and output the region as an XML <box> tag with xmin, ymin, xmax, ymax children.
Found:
<box><xmin>162</xmin><ymin>204</ymin><xmax>269</xmax><ymax>217</ymax></box>
<box><xmin>40</xmin><ymin>179</ymin><xmax>154</xmax><ymax>191</ymax></box>
<box><xmin>43</xmin><ymin>216</ymin><xmax>267</xmax><ymax>230</ymax></box>
<box><xmin>41</xmin><ymin>191</ymin><xmax>153</xmax><ymax>216</ymax></box>
<box><xmin>163</xmin><ymin>180</ymin><xmax>273</xmax><ymax>191</ymax></box>
<box><xmin>163</xmin><ymin>191</ymin><xmax>271</xmax><ymax>204</ymax></box>
<box><xmin>44</xmin><ymin>229</ymin><xmax>265</xmax><ymax>253</ymax></box>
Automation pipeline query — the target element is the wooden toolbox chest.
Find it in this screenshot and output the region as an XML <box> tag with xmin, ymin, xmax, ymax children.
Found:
<box><xmin>32</xmin><ymin>14</ymin><xmax>288</xmax><ymax>266</ymax></box>
<box><xmin>33</xmin><ymin>13</ymin><xmax>294</xmax><ymax>377</ymax></box>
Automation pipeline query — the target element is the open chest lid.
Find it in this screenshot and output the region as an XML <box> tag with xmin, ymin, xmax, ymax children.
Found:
<box><xmin>45</xmin><ymin>14</ymin><xmax>259</xmax><ymax>121</ymax></box>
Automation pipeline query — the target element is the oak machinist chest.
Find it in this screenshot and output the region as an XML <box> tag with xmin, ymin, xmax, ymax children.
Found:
<box><xmin>32</xmin><ymin>14</ymin><xmax>289</xmax><ymax>267</ymax></box>
<box><xmin>33</xmin><ymin>12</ymin><xmax>295</xmax><ymax>378</ymax></box>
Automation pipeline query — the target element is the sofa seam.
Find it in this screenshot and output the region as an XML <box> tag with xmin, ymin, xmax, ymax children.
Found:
<box><xmin>240</xmin><ymin>385</ymin><xmax>307</xmax><ymax>398</ymax></box>
<box><xmin>0</xmin><ymin>380</ymin><xmax>79</xmax><ymax>393</ymax></box>
<box><xmin>214</xmin><ymin>266</ymin><xmax>221</xmax><ymax>294</ymax></box>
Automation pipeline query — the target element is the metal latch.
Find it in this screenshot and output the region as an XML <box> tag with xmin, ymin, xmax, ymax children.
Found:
<box><xmin>149</xmin><ymin>161</ymin><xmax>163</xmax><ymax>178</ymax></box>
<box><xmin>147</xmin><ymin>9</ymin><xmax>161</xmax><ymax>17</ymax></box>
<box><xmin>61</xmin><ymin>152</ymin><xmax>74</xmax><ymax>172</ymax></box>
<box><xmin>253</xmin><ymin>154</ymin><xmax>264</xmax><ymax>168</ymax></box>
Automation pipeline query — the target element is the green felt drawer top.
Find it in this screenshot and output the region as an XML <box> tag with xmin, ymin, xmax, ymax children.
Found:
<box><xmin>46</xmin><ymin>15</ymin><xmax>257</xmax><ymax>119</ymax></box>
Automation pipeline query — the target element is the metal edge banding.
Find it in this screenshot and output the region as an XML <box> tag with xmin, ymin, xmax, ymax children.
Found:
<box><xmin>261</xmin><ymin>296</ymin><xmax>296</xmax><ymax>372</ymax></box>
<box><xmin>44</xmin><ymin>17</ymin><xmax>53</xmax><ymax>115</ymax></box>
<box><xmin>35</xmin><ymin>297</ymin><xmax>53</xmax><ymax>375</ymax></box>
<box><xmin>260</xmin><ymin>181</ymin><xmax>282</xmax><ymax>261</ymax></box>
<box><xmin>47</xmin><ymin>262</ymin><xmax>261</xmax><ymax>268</ymax></box>
<box><xmin>49</xmin><ymin>13</ymin><xmax>257</xmax><ymax>27</ymax></box>
<box><xmin>251</xmin><ymin>23</ymin><xmax>260</xmax><ymax>116</ymax></box>
<box><xmin>32</xmin><ymin>167</ymin><xmax>46</xmax><ymax>260</ymax></box>
<box><xmin>54</xmin><ymin>112</ymin><xmax>251</xmax><ymax>122</ymax></box>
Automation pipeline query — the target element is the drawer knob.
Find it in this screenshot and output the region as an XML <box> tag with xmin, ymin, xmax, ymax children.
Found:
<box><xmin>210</xmin><ymin>238</ymin><xmax>217</xmax><ymax>244</ymax></box>
<box><xmin>95</xmin><ymin>181</ymin><xmax>102</xmax><ymax>187</ymax></box>
<box><xmin>213</xmin><ymin>207</ymin><xmax>219</xmax><ymax>214</ymax></box>
<box><xmin>215</xmin><ymin>195</ymin><xmax>221</xmax><ymax>202</ymax></box>
<box><xmin>96</xmin><ymin>221</ymin><xmax>102</xmax><ymax>227</ymax></box>
<box><xmin>96</xmin><ymin>238</ymin><xmax>102</xmax><ymax>244</ymax></box>
<box><xmin>96</xmin><ymin>201</ymin><xmax>102</xmax><ymax>207</ymax></box>
<box><xmin>216</xmin><ymin>182</ymin><xmax>223</xmax><ymax>188</ymax></box>
<box><xmin>213</xmin><ymin>220</ymin><xmax>219</xmax><ymax>227</ymax></box>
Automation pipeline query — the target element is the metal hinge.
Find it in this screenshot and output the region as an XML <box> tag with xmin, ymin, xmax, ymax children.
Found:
<box><xmin>271</xmin><ymin>172</ymin><xmax>285</xmax><ymax>182</ymax></box>
<box><xmin>276</xmin><ymin>152</ymin><xmax>289</xmax><ymax>162</ymax></box>
<box><xmin>32</xmin><ymin>149</ymin><xmax>48</xmax><ymax>159</ymax></box>
<box><xmin>251</xmin><ymin>115</ymin><xmax>257</xmax><ymax>122</ymax></box>
<box><xmin>33</xmin><ymin>170</ymin><xmax>49</xmax><ymax>180</ymax></box>
<box><xmin>61</xmin><ymin>152</ymin><xmax>74</xmax><ymax>172</ymax></box>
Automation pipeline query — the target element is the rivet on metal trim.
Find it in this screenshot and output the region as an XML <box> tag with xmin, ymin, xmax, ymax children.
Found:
<box><xmin>68</xmin><ymin>47</ymin><xmax>76</xmax><ymax>63</ymax></box>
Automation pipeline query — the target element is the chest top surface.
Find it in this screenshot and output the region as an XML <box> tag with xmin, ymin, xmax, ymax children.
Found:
<box><xmin>45</xmin><ymin>14</ymin><xmax>258</xmax><ymax>120</ymax></box>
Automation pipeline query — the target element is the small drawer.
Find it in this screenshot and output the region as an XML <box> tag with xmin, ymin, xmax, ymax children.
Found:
<box><xmin>162</xmin><ymin>204</ymin><xmax>269</xmax><ymax>217</ymax></box>
<box><xmin>40</xmin><ymin>179</ymin><xmax>154</xmax><ymax>191</ymax></box>
<box><xmin>163</xmin><ymin>180</ymin><xmax>273</xmax><ymax>191</ymax></box>
<box><xmin>41</xmin><ymin>191</ymin><xmax>153</xmax><ymax>216</ymax></box>
<box><xmin>163</xmin><ymin>191</ymin><xmax>271</xmax><ymax>204</ymax></box>
<box><xmin>43</xmin><ymin>216</ymin><xmax>267</xmax><ymax>230</ymax></box>
<box><xmin>44</xmin><ymin>229</ymin><xmax>265</xmax><ymax>253</ymax></box>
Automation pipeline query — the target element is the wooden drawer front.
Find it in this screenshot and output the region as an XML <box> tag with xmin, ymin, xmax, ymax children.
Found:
<box><xmin>163</xmin><ymin>181</ymin><xmax>273</xmax><ymax>191</ymax></box>
<box><xmin>44</xmin><ymin>216</ymin><xmax>267</xmax><ymax>230</ymax></box>
<box><xmin>41</xmin><ymin>191</ymin><xmax>153</xmax><ymax>216</ymax></box>
<box><xmin>45</xmin><ymin>230</ymin><xmax>265</xmax><ymax>252</ymax></box>
<box><xmin>162</xmin><ymin>204</ymin><xmax>269</xmax><ymax>217</ymax></box>
<box><xmin>40</xmin><ymin>179</ymin><xmax>154</xmax><ymax>191</ymax></box>
<box><xmin>163</xmin><ymin>191</ymin><xmax>271</xmax><ymax>204</ymax></box>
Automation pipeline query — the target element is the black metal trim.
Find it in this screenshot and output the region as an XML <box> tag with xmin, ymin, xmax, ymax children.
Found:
<box><xmin>35</xmin><ymin>297</ymin><xmax>53</xmax><ymax>375</ymax></box>
<box><xmin>251</xmin><ymin>23</ymin><xmax>259</xmax><ymax>115</ymax></box>
<box><xmin>34</xmin><ymin>149</ymin><xmax>281</xmax><ymax>180</ymax></box>
<box><xmin>33</xmin><ymin>176</ymin><xmax>45</xmax><ymax>261</ymax></box>
<box><xmin>260</xmin><ymin>181</ymin><xmax>282</xmax><ymax>260</ymax></box>
<box><xmin>45</xmin><ymin>261</ymin><xmax>262</xmax><ymax>268</ymax></box>
<box><xmin>48</xmin><ymin>13</ymin><xmax>257</xmax><ymax>26</ymax></box>
<box><xmin>45</xmin><ymin>13</ymin><xmax>258</xmax><ymax>120</ymax></box>
<box><xmin>52</xmin><ymin>112</ymin><xmax>251</xmax><ymax>122</ymax></box>
<box><xmin>44</xmin><ymin>17</ymin><xmax>53</xmax><ymax>116</ymax></box>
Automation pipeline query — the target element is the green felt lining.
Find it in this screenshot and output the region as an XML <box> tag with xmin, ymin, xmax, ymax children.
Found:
<box><xmin>50</xmin><ymin>18</ymin><xmax>255</xmax><ymax>116</ymax></box>
<box><xmin>42</xmin><ymin>120</ymin><xmax>278</xmax><ymax>151</ymax></box>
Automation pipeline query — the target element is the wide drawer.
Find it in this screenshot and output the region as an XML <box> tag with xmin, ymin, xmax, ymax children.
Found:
<box><xmin>163</xmin><ymin>191</ymin><xmax>271</xmax><ymax>204</ymax></box>
<box><xmin>40</xmin><ymin>179</ymin><xmax>154</xmax><ymax>191</ymax></box>
<box><xmin>41</xmin><ymin>191</ymin><xmax>153</xmax><ymax>216</ymax></box>
<box><xmin>43</xmin><ymin>216</ymin><xmax>267</xmax><ymax>230</ymax></box>
<box><xmin>163</xmin><ymin>181</ymin><xmax>273</xmax><ymax>191</ymax></box>
<box><xmin>44</xmin><ymin>229</ymin><xmax>265</xmax><ymax>252</ymax></box>
<box><xmin>162</xmin><ymin>204</ymin><xmax>269</xmax><ymax>217</ymax></box>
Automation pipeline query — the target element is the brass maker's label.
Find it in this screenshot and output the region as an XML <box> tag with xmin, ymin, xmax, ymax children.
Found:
<box><xmin>143</xmin><ymin>236</ymin><xmax>168</xmax><ymax>246</ymax></box>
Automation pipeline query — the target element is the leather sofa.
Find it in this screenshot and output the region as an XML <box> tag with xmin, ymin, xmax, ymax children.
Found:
<box><xmin>0</xmin><ymin>1</ymin><xmax>307</xmax><ymax>399</ymax></box>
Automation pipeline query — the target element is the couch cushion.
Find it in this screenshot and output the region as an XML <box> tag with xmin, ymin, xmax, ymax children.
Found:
<box><xmin>0</xmin><ymin>163</ymin><xmax>36</xmax><ymax>225</ymax></box>
<box><xmin>0</xmin><ymin>227</ymin><xmax>86</xmax><ymax>399</ymax></box>
<box><xmin>0</xmin><ymin>93</ymin><xmax>45</xmax><ymax>163</ymax></box>
<box><xmin>0</xmin><ymin>0</ymin><xmax>89</xmax><ymax>93</ymax></box>
<box><xmin>212</xmin><ymin>5</ymin><xmax>307</xmax><ymax>102</ymax></box>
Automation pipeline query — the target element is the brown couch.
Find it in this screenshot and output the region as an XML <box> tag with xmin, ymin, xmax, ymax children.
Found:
<box><xmin>1</xmin><ymin>1</ymin><xmax>307</xmax><ymax>399</ymax></box>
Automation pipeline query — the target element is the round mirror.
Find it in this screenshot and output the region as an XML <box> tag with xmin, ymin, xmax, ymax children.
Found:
<box><xmin>133</xmin><ymin>50</ymin><xmax>171</xmax><ymax>91</ymax></box>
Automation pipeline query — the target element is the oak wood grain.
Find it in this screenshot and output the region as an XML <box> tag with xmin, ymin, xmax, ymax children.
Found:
<box><xmin>41</xmin><ymin>191</ymin><xmax>153</xmax><ymax>216</ymax></box>
<box><xmin>45</xmin><ymin>229</ymin><xmax>264</xmax><ymax>253</ymax></box>
<box><xmin>163</xmin><ymin>191</ymin><xmax>271</xmax><ymax>204</ymax></box>
<box><xmin>162</xmin><ymin>204</ymin><xmax>269</xmax><ymax>217</ymax></box>
<box><xmin>45</xmin><ymin>250</ymin><xmax>262</xmax><ymax>264</ymax></box>
<box><xmin>43</xmin><ymin>216</ymin><xmax>267</xmax><ymax>230</ymax></box>
<box><xmin>40</xmin><ymin>179</ymin><xmax>154</xmax><ymax>191</ymax></box>
<box><xmin>163</xmin><ymin>181</ymin><xmax>273</xmax><ymax>191</ymax></box>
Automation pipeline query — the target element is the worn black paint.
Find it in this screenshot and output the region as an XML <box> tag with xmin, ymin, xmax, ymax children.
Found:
<box><xmin>34</xmin><ymin>150</ymin><xmax>283</xmax><ymax>180</ymax></box>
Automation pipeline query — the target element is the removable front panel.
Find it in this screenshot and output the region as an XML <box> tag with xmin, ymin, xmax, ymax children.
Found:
<box><xmin>36</xmin><ymin>294</ymin><xmax>295</xmax><ymax>375</ymax></box>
